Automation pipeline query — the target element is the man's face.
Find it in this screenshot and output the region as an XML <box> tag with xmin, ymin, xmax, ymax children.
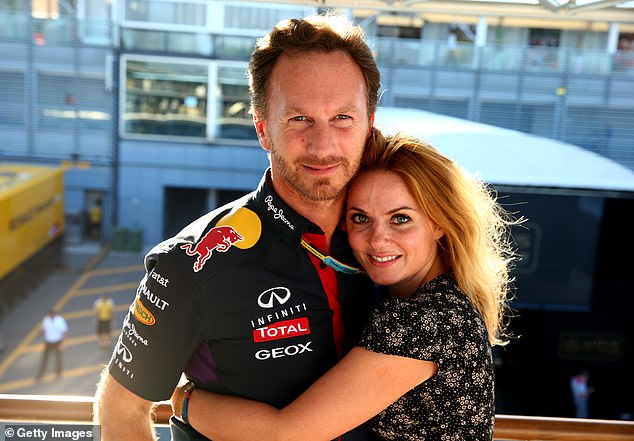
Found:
<box><xmin>255</xmin><ymin>50</ymin><xmax>371</xmax><ymax>203</ymax></box>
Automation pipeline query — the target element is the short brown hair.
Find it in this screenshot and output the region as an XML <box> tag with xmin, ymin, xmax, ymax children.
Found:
<box><xmin>248</xmin><ymin>14</ymin><xmax>380</xmax><ymax>118</ymax></box>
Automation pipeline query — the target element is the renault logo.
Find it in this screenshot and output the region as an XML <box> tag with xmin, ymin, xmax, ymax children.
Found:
<box><xmin>257</xmin><ymin>287</ymin><xmax>291</xmax><ymax>308</ymax></box>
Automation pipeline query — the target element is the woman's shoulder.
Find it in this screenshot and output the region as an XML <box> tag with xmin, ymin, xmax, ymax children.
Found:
<box><xmin>409</xmin><ymin>273</ymin><xmax>462</xmax><ymax>305</ymax></box>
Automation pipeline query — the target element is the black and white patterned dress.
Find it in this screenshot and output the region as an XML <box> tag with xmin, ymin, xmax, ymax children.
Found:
<box><xmin>358</xmin><ymin>273</ymin><xmax>494</xmax><ymax>440</ymax></box>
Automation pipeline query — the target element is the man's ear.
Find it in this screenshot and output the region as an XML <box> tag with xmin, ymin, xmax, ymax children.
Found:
<box><xmin>253</xmin><ymin>114</ymin><xmax>271</xmax><ymax>151</ymax></box>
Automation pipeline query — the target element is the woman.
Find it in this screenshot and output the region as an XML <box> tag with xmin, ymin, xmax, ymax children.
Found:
<box><xmin>172</xmin><ymin>128</ymin><xmax>518</xmax><ymax>440</ymax></box>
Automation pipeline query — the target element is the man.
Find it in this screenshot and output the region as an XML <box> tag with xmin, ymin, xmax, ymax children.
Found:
<box><xmin>36</xmin><ymin>309</ymin><xmax>68</xmax><ymax>380</ymax></box>
<box><xmin>94</xmin><ymin>293</ymin><xmax>114</xmax><ymax>348</ymax></box>
<box><xmin>95</xmin><ymin>14</ymin><xmax>381</xmax><ymax>441</ymax></box>
<box><xmin>570</xmin><ymin>369</ymin><xmax>593</xmax><ymax>418</ymax></box>
<box><xmin>88</xmin><ymin>199</ymin><xmax>102</xmax><ymax>241</ymax></box>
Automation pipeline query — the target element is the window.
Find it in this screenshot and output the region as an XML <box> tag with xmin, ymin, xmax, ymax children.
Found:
<box><xmin>215</xmin><ymin>65</ymin><xmax>255</xmax><ymax>140</ymax></box>
<box><xmin>124</xmin><ymin>58</ymin><xmax>208</xmax><ymax>138</ymax></box>
<box><xmin>122</xmin><ymin>56</ymin><xmax>255</xmax><ymax>141</ymax></box>
<box><xmin>0</xmin><ymin>71</ymin><xmax>25</xmax><ymax>127</ymax></box>
<box><xmin>123</xmin><ymin>0</ymin><xmax>206</xmax><ymax>28</ymax></box>
<box><xmin>38</xmin><ymin>74</ymin><xmax>111</xmax><ymax>131</ymax></box>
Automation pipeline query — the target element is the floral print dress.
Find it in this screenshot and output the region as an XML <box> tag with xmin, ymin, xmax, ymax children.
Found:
<box><xmin>358</xmin><ymin>273</ymin><xmax>494</xmax><ymax>440</ymax></box>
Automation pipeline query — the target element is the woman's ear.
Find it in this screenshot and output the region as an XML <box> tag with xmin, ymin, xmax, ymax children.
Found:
<box><xmin>433</xmin><ymin>224</ymin><xmax>445</xmax><ymax>241</ymax></box>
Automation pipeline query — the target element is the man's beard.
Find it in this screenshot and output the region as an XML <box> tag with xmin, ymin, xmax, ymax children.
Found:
<box><xmin>269</xmin><ymin>146</ymin><xmax>358</xmax><ymax>202</ymax></box>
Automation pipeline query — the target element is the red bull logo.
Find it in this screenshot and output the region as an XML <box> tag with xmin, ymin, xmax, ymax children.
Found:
<box><xmin>181</xmin><ymin>225</ymin><xmax>243</xmax><ymax>272</ymax></box>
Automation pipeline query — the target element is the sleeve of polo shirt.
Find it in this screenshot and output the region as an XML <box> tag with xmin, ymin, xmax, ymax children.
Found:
<box><xmin>358</xmin><ymin>298</ymin><xmax>442</xmax><ymax>363</ymax></box>
<box><xmin>108</xmin><ymin>247</ymin><xmax>205</xmax><ymax>402</ymax></box>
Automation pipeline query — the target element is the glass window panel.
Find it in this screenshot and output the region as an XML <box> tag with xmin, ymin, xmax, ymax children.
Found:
<box><xmin>167</xmin><ymin>32</ymin><xmax>212</xmax><ymax>56</ymax></box>
<box><xmin>480</xmin><ymin>45</ymin><xmax>524</xmax><ymax>71</ymax></box>
<box><xmin>215</xmin><ymin>35</ymin><xmax>256</xmax><ymax>59</ymax></box>
<box><xmin>83</xmin><ymin>0</ymin><xmax>111</xmax><ymax>20</ymax></box>
<box><xmin>122</xmin><ymin>29</ymin><xmax>212</xmax><ymax>55</ymax></box>
<box><xmin>0</xmin><ymin>71</ymin><xmax>25</xmax><ymax>126</ymax></box>
<box><xmin>223</xmin><ymin>5</ymin><xmax>308</xmax><ymax>32</ymax></box>
<box><xmin>78</xmin><ymin>18</ymin><xmax>112</xmax><ymax>47</ymax></box>
<box><xmin>0</xmin><ymin>0</ymin><xmax>30</xmax><ymax>12</ymax></box>
<box><xmin>124</xmin><ymin>59</ymin><xmax>208</xmax><ymax>138</ymax></box>
<box><xmin>216</xmin><ymin>65</ymin><xmax>256</xmax><ymax>140</ymax></box>
<box><xmin>481</xmin><ymin>102</ymin><xmax>555</xmax><ymax>136</ymax></box>
<box><xmin>121</xmin><ymin>29</ymin><xmax>167</xmax><ymax>52</ymax></box>
<box><xmin>124</xmin><ymin>0</ymin><xmax>206</xmax><ymax>27</ymax></box>
<box><xmin>0</xmin><ymin>6</ymin><xmax>29</xmax><ymax>41</ymax></box>
<box><xmin>375</xmin><ymin>38</ymin><xmax>436</xmax><ymax>67</ymax></box>
<box><xmin>37</xmin><ymin>74</ymin><xmax>112</xmax><ymax>131</ymax></box>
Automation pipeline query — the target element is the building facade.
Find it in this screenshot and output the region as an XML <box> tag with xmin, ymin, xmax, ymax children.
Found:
<box><xmin>2</xmin><ymin>0</ymin><xmax>634</xmax><ymax>419</ymax></box>
<box><xmin>1</xmin><ymin>0</ymin><xmax>633</xmax><ymax>247</ymax></box>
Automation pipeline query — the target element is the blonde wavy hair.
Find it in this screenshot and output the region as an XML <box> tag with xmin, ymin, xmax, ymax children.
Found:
<box><xmin>361</xmin><ymin>128</ymin><xmax>518</xmax><ymax>345</ymax></box>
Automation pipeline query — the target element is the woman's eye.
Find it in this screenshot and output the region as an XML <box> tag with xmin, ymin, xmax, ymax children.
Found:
<box><xmin>393</xmin><ymin>215</ymin><xmax>410</xmax><ymax>224</ymax></box>
<box><xmin>350</xmin><ymin>213</ymin><xmax>368</xmax><ymax>224</ymax></box>
<box><xmin>292</xmin><ymin>116</ymin><xmax>307</xmax><ymax>122</ymax></box>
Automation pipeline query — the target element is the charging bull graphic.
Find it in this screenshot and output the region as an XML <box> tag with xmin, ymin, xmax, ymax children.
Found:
<box><xmin>181</xmin><ymin>226</ymin><xmax>244</xmax><ymax>272</ymax></box>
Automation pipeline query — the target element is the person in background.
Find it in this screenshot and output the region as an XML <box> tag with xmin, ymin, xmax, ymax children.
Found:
<box><xmin>36</xmin><ymin>309</ymin><xmax>68</xmax><ymax>381</ymax></box>
<box><xmin>94</xmin><ymin>293</ymin><xmax>115</xmax><ymax>349</ymax></box>
<box><xmin>88</xmin><ymin>199</ymin><xmax>102</xmax><ymax>241</ymax></box>
<box><xmin>570</xmin><ymin>369</ymin><xmax>593</xmax><ymax>418</ymax></box>
<box><xmin>173</xmin><ymin>129</ymin><xmax>519</xmax><ymax>441</ymax></box>
<box><xmin>95</xmin><ymin>13</ymin><xmax>381</xmax><ymax>441</ymax></box>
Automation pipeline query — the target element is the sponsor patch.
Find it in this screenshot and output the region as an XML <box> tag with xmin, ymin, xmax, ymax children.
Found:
<box><xmin>181</xmin><ymin>225</ymin><xmax>243</xmax><ymax>272</ymax></box>
<box><xmin>180</xmin><ymin>207</ymin><xmax>262</xmax><ymax>272</ymax></box>
<box><xmin>257</xmin><ymin>286</ymin><xmax>291</xmax><ymax>308</ymax></box>
<box><xmin>253</xmin><ymin>317</ymin><xmax>311</xmax><ymax>342</ymax></box>
<box><xmin>149</xmin><ymin>271</ymin><xmax>169</xmax><ymax>287</ymax></box>
<box><xmin>137</xmin><ymin>283</ymin><xmax>169</xmax><ymax>310</ymax></box>
<box><xmin>133</xmin><ymin>298</ymin><xmax>156</xmax><ymax>325</ymax></box>
<box><xmin>255</xmin><ymin>341</ymin><xmax>313</xmax><ymax>360</ymax></box>
<box><xmin>264</xmin><ymin>195</ymin><xmax>294</xmax><ymax>230</ymax></box>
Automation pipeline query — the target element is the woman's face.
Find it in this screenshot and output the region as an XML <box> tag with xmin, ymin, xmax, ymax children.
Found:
<box><xmin>346</xmin><ymin>170</ymin><xmax>445</xmax><ymax>298</ymax></box>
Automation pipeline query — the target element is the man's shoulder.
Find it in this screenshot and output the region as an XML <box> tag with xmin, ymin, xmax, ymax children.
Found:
<box><xmin>143</xmin><ymin>193</ymin><xmax>261</xmax><ymax>275</ymax></box>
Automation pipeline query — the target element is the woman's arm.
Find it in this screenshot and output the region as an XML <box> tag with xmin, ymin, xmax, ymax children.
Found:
<box><xmin>184</xmin><ymin>346</ymin><xmax>437</xmax><ymax>441</ymax></box>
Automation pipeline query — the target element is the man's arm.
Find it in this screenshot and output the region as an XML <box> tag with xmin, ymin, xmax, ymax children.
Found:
<box><xmin>95</xmin><ymin>370</ymin><xmax>158</xmax><ymax>441</ymax></box>
<box><xmin>182</xmin><ymin>347</ymin><xmax>437</xmax><ymax>441</ymax></box>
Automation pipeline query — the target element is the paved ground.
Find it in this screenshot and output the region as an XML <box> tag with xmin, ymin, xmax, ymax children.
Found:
<box><xmin>0</xmin><ymin>242</ymin><xmax>145</xmax><ymax>398</ymax></box>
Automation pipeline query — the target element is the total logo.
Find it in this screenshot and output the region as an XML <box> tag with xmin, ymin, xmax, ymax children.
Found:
<box><xmin>253</xmin><ymin>317</ymin><xmax>310</xmax><ymax>342</ymax></box>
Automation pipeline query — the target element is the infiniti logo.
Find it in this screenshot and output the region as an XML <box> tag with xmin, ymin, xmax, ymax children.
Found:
<box><xmin>116</xmin><ymin>341</ymin><xmax>133</xmax><ymax>363</ymax></box>
<box><xmin>258</xmin><ymin>287</ymin><xmax>292</xmax><ymax>308</ymax></box>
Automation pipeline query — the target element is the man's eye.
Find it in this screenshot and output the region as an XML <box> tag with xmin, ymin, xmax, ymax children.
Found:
<box><xmin>332</xmin><ymin>115</ymin><xmax>353</xmax><ymax>128</ymax></box>
<box><xmin>291</xmin><ymin>116</ymin><xmax>307</xmax><ymax>122</ymax></box>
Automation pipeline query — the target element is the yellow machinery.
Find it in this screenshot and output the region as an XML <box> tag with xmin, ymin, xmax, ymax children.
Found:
<box><xmin>0</xmin><ymin>164</ymin><xmax>65</xmax><ymax>281</ymax></box>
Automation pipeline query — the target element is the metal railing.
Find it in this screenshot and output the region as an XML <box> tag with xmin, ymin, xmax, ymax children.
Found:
<box><xmin>1</xmin><ymin>394</ymin><xmax>633</xmax><ymax>440</ymax></box>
